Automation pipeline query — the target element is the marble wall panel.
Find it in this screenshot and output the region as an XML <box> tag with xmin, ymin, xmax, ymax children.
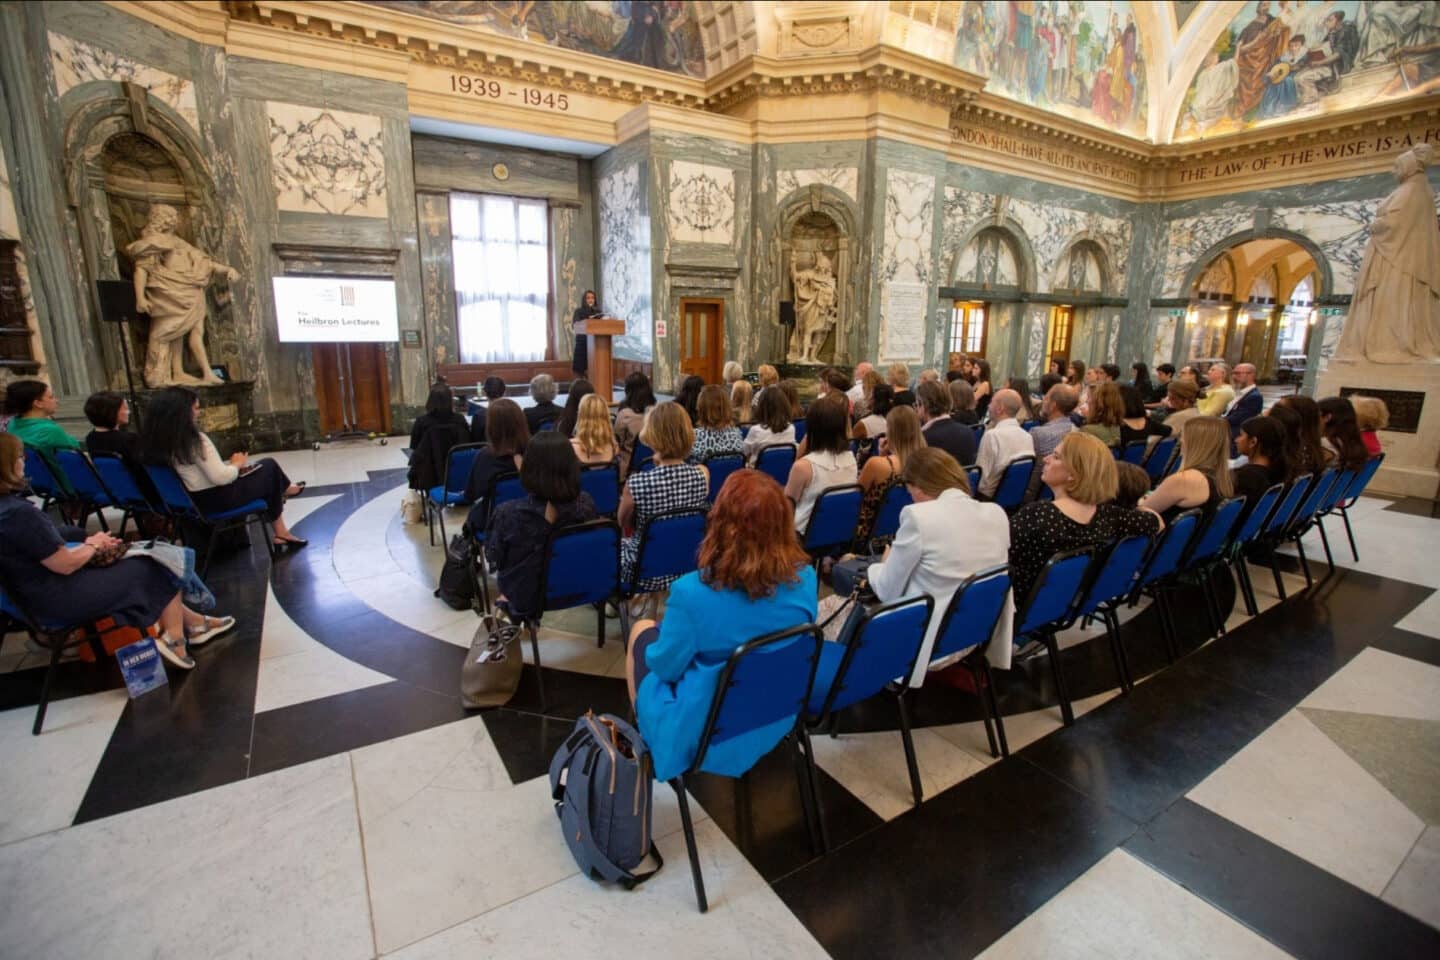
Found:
<box><xmin>941</xmin><ymin>187</ymin><xmax>997</xmax><ymax>259</ymax></box>
<box><xmin>1025</xmin><ymin>306</ymin><xmax>1048</xmax><ymax>378</ymax></box>
<box><xmin>1007</xmin><ymin>198</ymin><xmax>1131</xmax><ymax>295</ymax></box>
<box><xmin>881</xmin><ymin>169</ymin><xmax>935</xmax><ymax>285</ymax></box>
<box><xmin>1155</xmin><ymin>206</ymin><xmax>1258</xmax><ymax>298</ymax></box>
<box><xmin>0</xmin><ymin>146</ymin><xmax>17</xmax><ymax>240</ymax></box>
<box><xmin>415</xmin><ymin>192</ymin><xmax>456</xmax><ymax>369</ymax></box>
<box><xmin>777</xmin><ymin>167</ymin><xmax>858</xmax><ymax>203</ymax></box>
<box><xmin>598</xmin><ymin>161</ymin><xmax>652</xmax><ymax>362</ymax></box>
<box><xmin>1151</xmin><ymin>312</ymin><xmax>1179</xmax><ymax>369</ymax></box>
<box><xmin>411</xmin><ymin>135</ymin><xmax>579</xmax><ymax>201</ymax></box>
<box><xmin>1271</xmin><ymin>201</ymin><xmax>1375</xmax><ymax>296</ymax></box>
<box><xmin>666</xmin><ymin>160</ymin><xmax>735</xmax><ymax>245</ymax></box>
<box><xmin>47</xmin><ymin>31</ymin><xmax>198</xmax><ymax>133</ymax></box>
<box><xmin>266</xmin><ymin>103</ymin><xmax>387</xmax><ymax>218</ymax></box>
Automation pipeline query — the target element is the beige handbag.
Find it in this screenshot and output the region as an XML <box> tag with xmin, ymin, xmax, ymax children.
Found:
<box><xmin>461</xmin><ymin>622</ymin><xmax>523</xmax><ymax>708</ymax></box>
<box><xmin>401</xmin><ymin>489</ymin><xmax>423</xmax><ymax>524</ymax></box>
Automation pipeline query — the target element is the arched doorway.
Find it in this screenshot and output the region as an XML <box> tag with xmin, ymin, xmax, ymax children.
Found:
<box><xmin>948</xmin><ymin>226</ymin><xmax>1024</xmax><ymax>363</ymax></box>
<box><xmin>1050</xmin><ymin>239</ymin><xmax>1110</xmax><ymax>368</ymax></box>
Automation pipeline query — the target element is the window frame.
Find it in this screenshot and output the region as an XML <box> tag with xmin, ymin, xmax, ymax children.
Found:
<box><xmin>448</xmin><ymin>192</ymin><xmax>553</xmax><ymax>364</ymax></box>
<box><xmin>949</xmin><ymin>300</ymin><xmax>988</xmax><ymax>357</ymax></box>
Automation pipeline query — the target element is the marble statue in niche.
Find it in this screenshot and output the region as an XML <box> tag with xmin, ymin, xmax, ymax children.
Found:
<box><xmin>128</xmin><ymin>204</ymin><xmax>237</xmax><ymax>386</ymax></box>
<box><xmin>789</xmin><ymin>251</ymin><xmax>839</xmax><ymax>364</ymax></box>
<box><xmin>1335</xmin><ymin>144</ymin><xmax>1440</xmax><ymax>363</ymax></box>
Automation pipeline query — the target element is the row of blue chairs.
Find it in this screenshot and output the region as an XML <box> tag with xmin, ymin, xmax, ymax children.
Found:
<box><xmin>22</xmin><ymin>447</ymin><xmax>273</xmax><ymax>575</ymax></box>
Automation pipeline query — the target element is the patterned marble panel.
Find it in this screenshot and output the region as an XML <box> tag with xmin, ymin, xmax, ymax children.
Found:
<box><xmin>1151</xmin><ymin>312</ymin><xmax>1178</xmax><ymax>369</ymax></box>
<box><xmin>1157</xmin><ymin>207</ymin><xmax>1257</xmax><ymax>297</ymax></box>
<box><xmin>1272</xmin><ymin>201</ymin><xmax>1376</xmax><ymax>295</ymax></box>
<box><xmin>1009</xmin><ymin>198</ymin><xmax>1132</xmax><ymax>295</ymax></box>
<box><xmin>882</xmin><ymin>169</ymin><xmax>935</xmax><ymax>285</ymax></box>
<box><xmin>0</xmin><ymin>146</ymin><xmax>17</xmax><ymax>240</ymax></box>
<box><xmin>599</xmin><ymin>163</ymin><xmax>652</xmax><ymax>360</ymax></box>
<box><xmin>666</xmin><ymin>160</ymin><xmax>734</xmax><ymax>245</ymax></box>
<box><xmin>942</xmin><ymin>186</ymin><xmax>997</xmax><ymax>254</ymax></box>
<box><xmin>777</xmin><ymin>167</ymin><xmax>858</xmax><ymax>203</ymax></box>
<box><xmin>1106</xmin><ymin>313</ymin><xmax>1121</xmax><ymax>362</ymax></box>
<box><xmin>1027</xmin><ymin>307</ymin><xmax>1049</xmax><ymax>377</ymax></box>
<box><xmin>1318</xmin><ymin>312</ymin><xmax>1346</xmax><ymax>372</ymax></box>
<box><xmin>267</xmin><ymin>103</ymin><xmax>387</xmax><ymax>218</ymax></box>
<box><xmin>48</xmin><ymin>31</ymin><xmax>198</xmax><ymax>134</ymax></box>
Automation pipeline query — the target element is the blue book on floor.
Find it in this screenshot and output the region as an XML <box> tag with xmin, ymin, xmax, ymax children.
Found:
<box><xmin>116</xmin><ymin>637</ymin><xmax>169</xmax><ymax>699</ymax></box>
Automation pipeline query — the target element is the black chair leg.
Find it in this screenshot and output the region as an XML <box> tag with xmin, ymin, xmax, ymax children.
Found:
<box><xmin>1104</xmin><ymin>609</ymin><xmax>1132</xmax><ymax>694</ymax></box>
<box><xmin>1341</xmin><ymin>507</ymin><xmax>1359</xmax><ymax>562</ymax></box>
<box><xmin>426</xmin><ymin>501</ymin><xmax>435</xmax><ymax>546</ymax></box>
<box><xmin>1316</xmin><ymin>517</ymin><xmax>1336</xmax><ymax>570</ymax></box>
<box><xmin>1043</xmin><ymin>633</ymin><xmax>1075</xmax><ymax>725</ymax></box>
<box><xmin>32</xmin><ymin>638</ymin><xmax>66</xmax><ymax>736</ymax></box>
<box><xmin>671</xmin><ymin>778</ymin><xmax>708</xmax><ymax>913</ymax></box>
<box><xmin>595</xmin><ymin>602</ymin><xmax>606</xmax><ymax>647</ymax></box>
<box><xmin>1201</xmin><ymin>567</ymin><xmax>1226</xmax><ymax>638</ymax></box>
<box><xmin>1270</xmin><ymin>550</ymin><xmax>1288</xmax><ymax>601</ymax></box>
<box><xmin>1295</xmin><ymin>536</ymin><xmax>1314</xmax><ymax>587</ymax></box>
<box><xmin>437</xmin><ymin>507</ymin><xmax>449</xmax><ymax>548</ymax></box>
<box><xmin>1153</xmin><ymin>589</ymin><xmax>1177</xmax><ymax>663</ymax></box>
<box><xmin>1235</xmin><ymin>557</ymin><xmax>1259</xmax><ymax>616</ymax></box>
<box><xmin>528</xmin><ymin>623</ymin><xmax>546</xmax><ymax>712</ymax></box>
<box><xmin>894</xmin><ymin>687</ymin><xmax>923</xmax><ymax>806</ymax></box>
<box><xmin>971</xmin><ymin>663</ymin><xmax>1000</xmax><ymax>758</ymax></box>
<box><xmin>796</xmin><ymin>726</ymin><xmax>829</xmax><ymax>854</ymax></box>
<box><xmin>981</xmin><ymin>660</ymin><xmax>1010</xmax><ymax>757</ymax></box>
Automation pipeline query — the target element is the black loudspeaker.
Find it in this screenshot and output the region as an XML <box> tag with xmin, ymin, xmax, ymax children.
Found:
<box><xmin>779</xmin><ymin>301</ymin><xmax>796</xmax><ymax>326</ymax></box>
<box><xmin>96</xmin><ymin>279</ymin><xmax>143</xmax><ymax>323</ymax></box>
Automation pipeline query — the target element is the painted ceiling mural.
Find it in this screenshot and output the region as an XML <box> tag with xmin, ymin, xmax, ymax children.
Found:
<box><xmin>1176</xmin><ymin>0</ymin><xmax>1440</xmax><ymax>140</ymax></box>
<box><xmin>953</xmin><ymin>1</ymin><xmax>1149</xmax><ymax>138</ymax></box>
<box><xmin>364</xmin><ymin>1</ymin><xmax>705</xmax><ymax>76</ymax></box>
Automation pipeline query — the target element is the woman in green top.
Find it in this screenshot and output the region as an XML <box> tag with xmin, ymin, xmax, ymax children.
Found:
<box><xmin>1080</xmin><ymin>381</ymin><xmax>1124</xmax><ymax>448</ymax></box>
<box><xmin>4</xmin><ymin>380</ymin><xmax>81</xmax><ymax>456</ymax></box>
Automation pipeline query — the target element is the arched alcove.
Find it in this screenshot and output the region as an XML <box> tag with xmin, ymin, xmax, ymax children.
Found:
<box><xmin>1053</xmin><ymin>238</ymin><xmax>1111</xmax><ymax>296</ymax></box>
<box><xmin>776</xmin><ymin>185</ymin><xmax>858</xmax><ymax>363</ymax></box>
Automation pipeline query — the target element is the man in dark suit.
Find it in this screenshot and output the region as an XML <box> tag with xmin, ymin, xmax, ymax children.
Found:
<box><xmin>1224</xmin><ymin>362</ymin><xmax>1263</xmax><ymax>448</ymax></box>
<box><xmin>916</xmin><ymin>380</ymin><xmax>977</xmax><ymax>466</ymax></box>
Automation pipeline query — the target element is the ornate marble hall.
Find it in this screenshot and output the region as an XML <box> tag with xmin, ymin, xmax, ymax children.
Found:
<box><xmin>0</xmin><ymin>3</ymin><xmax>1438</xmax><ymax>959</ymax></box>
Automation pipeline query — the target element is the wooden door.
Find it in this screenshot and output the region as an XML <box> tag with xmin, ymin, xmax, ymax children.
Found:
<box><xmin>679</xmin><ymin>299</ymin><xmax>723</xmax><ymax>384</ymax></box>
<box><xmin>312</xmin><ymin>343</ymin><xmax>392</xmax><ymax>435</ymax></box>
<box><xmin>1047</xmin><ymin>305</ymin><xmax>1074</xmax><ymax>366</ymax></box>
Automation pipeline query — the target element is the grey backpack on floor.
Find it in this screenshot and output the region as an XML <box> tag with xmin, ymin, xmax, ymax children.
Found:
<box><xmin>549</xmin><ymin>712</ymin><xmax>663</xmax><ymax>888</ymax></box>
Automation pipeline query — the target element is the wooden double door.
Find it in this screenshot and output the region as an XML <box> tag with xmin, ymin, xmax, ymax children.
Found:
<box><xmin>678</xmin><ymin>298</ymin><xmax>723</xmax><ymax>385</ymax></box>
<box><xmin>313</xmin><ymin>343</ymin><xmax>391</xmax><ymax>435</ymax></box>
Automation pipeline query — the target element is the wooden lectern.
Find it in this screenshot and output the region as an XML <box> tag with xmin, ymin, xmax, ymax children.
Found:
<box><xmin>575</xmin><ymin>317</ymin><xmax>627</xmax><ymax>394</ymax></box>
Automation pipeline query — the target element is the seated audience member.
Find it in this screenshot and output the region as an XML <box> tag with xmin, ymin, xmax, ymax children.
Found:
<box><xmin>916</xmin><ymin>380</ymin><xmax>976</xmax><ymax>465</ymax></box>
<box><xmin>1049</xmin><ymin>358</ymin><xmax>1066</xmax><ymax>378</ymax></box>
<box><xmin>625</xmin><ymin>468</ymin><xmax>816</xmax><ymax>780</ymax></box>
<box><xmin>1066</xmin><ymin>359</ymin><xmax>1086</xmax><ymax>389</ymax></box>
<box><xmin>1081</xmin><ymin>381</ymin><xmax>1125</xmax><ymax>448</ymax></box>
<box><xmin>0</xmin><ymin>433</ymin><xmax>233</xmax><ymax>671</ymax></box>
<box><xmin>1197</xmin><ymin>363</ymin><xmax>1234</xmax><ymax>416</ymax></box>
<box><xmin>468</xmin><ymin>376</ymin><xmax>507</xmax><ymax>444</ymax></box>
<box><xmin>143</xmin><ymin>386</ymin><xmax>307</xmax><ymax>549</ymax></box>
<box><xmin>619</xmin><ymin>402</ymin><xmax>708</xmax><ymax>587</ymax></box>
<box><xmin>777</xmin><ymin>379</ymin><xmax>803</xmax><ymax>419</ymax></box>
<box><xmin>785</xmin><ymin>393</ymin><xmax>857</xmax><ymax>534</ymax></box>
<box><xmin>463</xmin><ymin>398</ymin><xmax>529</xmax><ymax>531</ymax></box>
<box><xmin>1006</xmin><ymin>377</ymin><xmax>1038</xmax><ymax>424</ymax></box>
<box><xmin>722</xmin><ymin>361</ymin><xmax>743</xmax><ymax>387</ymax></box>
<box><xmin>1031</xmin><ymin>383</ymin><xmax>1078</xmax><ymax>459</ymax></box>
<box><xmin>948</xmin><ymin>379</ymin><xmax>979</xmax><ymax>426</ymax></box>
<box><xmin>5</xmin><ymin>379</ymin><xmax>81</xmax><ymax>456</ymax></box>
<box><xmin>1037</xmin><ymin>372</ymin><xmax>1064</xmax><ymax>399</ymax></box>
<box><xmin>1274</xmin><ymin>394</ymin><xmax>1333</xmax><ymax>476</ymax></box>
<box><xmin>975</xmin><ymin>389</ymin><xmax>1034</xmax><ymax>498</ymax></box>
<box><xmin>83</xmin><ymin>391</ymin><xmax>142</xmax><ymax>462</ymax></box>
<box><xmin>743</xmin><ymin>387</ymin><xmax>796</xmax><ymax>464</ymax></box>
<box><xmin>1009</xmin><ymin>431</ymin><xmax>1162</xmax><ymax>603</ymax></box>
<box><xmin>824</xmin><ymin>370</ymin><xmax>854</xmax><ymax>414</ymax></box>
<box><xmin>1141</xmin><ymin>417</ymin><xmax>1233</xmax><ymax>523</ymax></box>
<box><xmin>1111</xmin><ymin>462</ymin><xmax>1151</xmax><ymax>510</ymax></box>
<box><xmin>886</xmin><ymin>362</ymin><xmax>915</xmax><ymax>407</ymax></box>
<box><xmin>1099</xmin><ymin>363</ymin><xmax>1121</xmax><ymax>383</ymax></box>
<box><xmin>409</xmin><ymin>386</ymin><xmax>470</xmax><ymax>492</ymax></box>
<box><xmin>853</xmin><ymin>384</ymin><xmax>893</xmax><ymax>440</ymax></box>
<box><xmin>731</xmin><ymin>379</ymin><xmax>754</xmax><ymax>425</ymax></box>
<box><xmin>691</xmin><ymin>385</ymin><xmax>745</xmax><ymax>461</ymax></box>
<box><xmin>615</xmin><ymin>371</ymin><xmax>657</xmax><ymax>477</ymax></box>
<box><xmin>484</xmin><ymin>431</ymin><xmax>598</xmax><ymax>623</ymax></box>
<box><xmin>848</xmin><ymin>362</ymin><xmax>875</xmax><ymax>408</ymax></box>
<box><xmin>1231</xmin><ymin>416</ymin><xmax>1289</xmax><ymax>511</ymax></box>
<box><xmin>853</xmin><ymin>368</ymin><xmax>884</xmax><ymax>419</ymax></box>
<box><xmin>1267</xmin><ymin>402</ymin><xmax>1308</xmax><ymax>481</ymax></box>
<box><xmin>752</xmin><ymin>363</ymin><xmax>780</xmax><ymax>412</ymax></box>
<box><xmin>554</xmin><ymin>378</ymin><xmax>594</xmax><ymax>437</ymax></box>
<box><xmin>1160</xmin><ymin>379</ymin><xmax>1202</xmax><ymax>437</ymax></box>
<box><xmin>972</xmin><ymin>359</ymin><xmax>993</xmax><ymax>419</ymax></box>
<box><xmin>864</xmin><ymin>446</ymin><xmax>1011</xmax><ymax>685</ymax></box>
<box><xmin>1119</xmin><ymin>385</ymin><xmax>1172</xmax><ymax>447</ymax></box>
<box><xmin>945</xmin><ymin>369</ymin><xmax>965</xmax><ymax>383</ymax></box>
<box><xmin>855</xmin><ymin>404</ymin><xmax>924</xmax><ymax>543</ymax></box>
<box><xmin>1351</xmin><ymin>395</ymin><xmax>1387</xmax><ymax>458</ymax></box>
<box><xmin>675</xmin><ymin>374</ymin><xmax>705</xmax><ymax>424</ymax></box>
<box><xmin>1317</xmin><ymin>396</ymin><xmax>1371</xmax><ymax>472</ymax></box>
<box><xmin>1147</xmin><ymin>364</ymin><xmax>1175</xmax><ymax>407</ymax></box>
<box><xmin>1131</xmin><ymin>363</ymin><xmax>1154</xmax><ymax>400</ymax></box>
<box><xmin>524</xmin><ymin>374</ymin><xmax>562</xmax><ymax>433</ymax></box>
<box><xmin>570</xmin><ymin>393</ymin><xmax>617</xmax><ymax>465</ymax></box>
<box><xmin>1178</xmin><ymin>365</ymin><xmax>1200</xmax><ymax>386</ymax></box>
<box><xmin>411</xmin><ymin>382</ymin><xmax>467</xmax><ymax>450</ymax></box>
<box><xmin>1223</xmin><ymin>363</ymin><xmax>1262</xmax><ymax>441</ymax></box>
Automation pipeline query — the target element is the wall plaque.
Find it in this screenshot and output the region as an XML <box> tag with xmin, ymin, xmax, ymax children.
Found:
<box><xmin>1339</xmin><ymin>387</ymin><xmax>1424</xmax><ymax>435</ymax></box>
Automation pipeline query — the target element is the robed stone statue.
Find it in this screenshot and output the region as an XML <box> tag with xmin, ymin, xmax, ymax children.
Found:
<box><xmin>789</xmin><ymin>251</ymin><xmax>839</xmax><ymax>364</ymax></box>
<box><xmin>127</xmin><ymin>203</ymin><xmax>238</xmax><ymax>386</ymax></box>
<box><xmin>1335</xmin><ymin>144</ymin><xmax>1440</xmax><ymax>364</ymax></box>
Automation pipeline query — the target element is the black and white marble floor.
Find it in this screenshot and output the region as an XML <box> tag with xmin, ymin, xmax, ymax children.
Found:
<box><xmin>1</xmin><ymin>442</ymin><xmax>1437</xmax><ymax>959</ymax></box>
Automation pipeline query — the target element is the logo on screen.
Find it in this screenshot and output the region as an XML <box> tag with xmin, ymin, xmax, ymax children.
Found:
<box><xmin>340</xmin><ymin>285</ymin><xmax>356</xmax><ymax>306</ymax></box>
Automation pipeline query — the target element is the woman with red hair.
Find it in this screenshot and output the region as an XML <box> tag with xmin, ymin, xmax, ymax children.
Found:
<box><xmin>626</xmin><ymin>468</ymin><xmax>817</xmax><ymax>781</ymax></box>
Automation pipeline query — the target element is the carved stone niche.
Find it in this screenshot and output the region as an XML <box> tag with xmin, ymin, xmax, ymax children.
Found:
<box><xmin>779</xmin><ymin>185</ymin><xmax>855</xmax><ymax>365</ymax></box>
<box><xmin>774</xmin><ymin>3</ymin><xmax>863</xmax><ymax>56</ymax></box>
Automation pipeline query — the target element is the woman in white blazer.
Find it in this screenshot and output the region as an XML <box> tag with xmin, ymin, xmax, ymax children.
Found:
<box><xmin>863</xmin><ymin>446</ymin><xmax>1013</xmax><ymax>686</ymax></box>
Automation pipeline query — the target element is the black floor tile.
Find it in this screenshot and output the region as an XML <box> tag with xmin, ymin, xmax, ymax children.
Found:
<box><xmin>1126</xmin><ymin>799</ymin><xmax>1440</xmax><ymax>960</ymax></box>
<box><xmin>774</xmin><ymin>758</ymin><xmax>1137</xmax><ymax>960</ymax></box>
<box><xmin>1372</xmin><ymin>626</ymin><xmax>1440</xmax><ymax>668</ymax></box>
<box><xmin>481</xmin><ymin>707</ymin><xmax>584</xmax><ymax>784</ymax></box>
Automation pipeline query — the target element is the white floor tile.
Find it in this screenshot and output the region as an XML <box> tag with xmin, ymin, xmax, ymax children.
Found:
<box><xmin>809</xmin><ymin>726</ymin><xmax>987</xmax><ymax>820</ymax></box>
<box><xmin>0</xmin><ymin>689</ymin><xmax>128</xmax><ymax>846</ymax></box>
<box><xmin>1383</xmin><ymin>825</ymin><xmax>1440</xmax><ymax>930</ymax></box>
<box><xmin>254</xmin><ymin>644</ymin><xmax>392</xmax><ymax>714</ymax></box>
<box><xmin>385</xmin><ymin>817</ymin><xmax>824</xmax><ymax>960</ymax></box>
<box><xmin>1188</xmin><ymin>710</ymin><xmax>1424</xmax><ymax>895</ymax></box>
<box><xmin>280</xmin><ymin>492</ymin><xmax>340</xmax><ymax>528</ymax></box>
<box><xmin>979</xmin><ymin>849</ymin><xmax>1294</xmax><ymax>959</ymax></box>
<box><xmin>265</xmin><ymin>443</ymin><xmax>409</xmax><ymax>486</ymax></box>
<box><xmin>1300</xmin><ymin>648</ymin><xmax>1440</xmax><ymax>723</ymax></box>
<box><xmin>0</xmin><ymin>754</ymin><xmax>374</xmax><ymax>960</ymax></box>
<box><xmin>1395</xmin><ymin>591</ymin><xmax>1440</xmax><ymax>640</ymax></box>
<box><xmin>931</xmin><ymin>690</ymin><xmax>1120</xmax><ymax>762</ymax></box>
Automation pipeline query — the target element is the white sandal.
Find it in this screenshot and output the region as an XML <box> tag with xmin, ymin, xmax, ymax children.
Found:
<box><xmin>153</xmin><ymin>634</ymin><xmax>195</xmax><ymax>670</ymax></box>
<box><xmin>187</xmin><ymin>615</ymin><xmax>236</xmax><ymax>647</ymax></box>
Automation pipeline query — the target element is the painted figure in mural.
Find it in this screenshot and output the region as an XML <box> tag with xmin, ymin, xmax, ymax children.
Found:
<box><xmin>128</xmin><ymin>204</ymin><xmax>236</xmax><ymax>388</ymax></box>
<box><xmin>1029</xmin><ymin>6</ymin><xmax>1054</xmax><ymax>102</ymax></box>
<box><xmin>1334</xmin><ymin>144</ymin><xmax>1440</xmax><ymax>364</ymax></box>
<box><xmin>789</xmin><ymin>252</ymin><xmax>839</xmax><ymax>365</ymax></box>
<box><xmin>1235</xmin><ymin>1</ymin><xmax>1292</xmax><ymax>117</ymax></box>
<box><xmin>1259</xmin><ymin>34</ymin><xmax>1308</xmax><ymax>117</ymax></box>
<box><xmin>1188</xmin><ymin>48</ymin><xmax>1241</xmax><ymax>127</ymax></box>
<box><xmin>1294</xmin><ymin>10</ymin><xmax>1361</xmax><ymax>104</ymax></box>
<box><xmin>1116</xmin><ymin>13</ymin><xmax>1139</xmax><ymax>118</ymax></box>
<box><xmin>1356</xmin><ymin>0</ymin><xmax>1424</xmax><ymax>67</ymax></box>
<box><xmin>610</xmin><ymin>1</ymin><xmax>680</xmax><ymax>72</ymax></box>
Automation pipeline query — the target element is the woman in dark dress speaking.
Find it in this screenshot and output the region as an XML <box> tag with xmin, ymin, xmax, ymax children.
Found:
<box><xmin>572</xmin><ymin>290</ymin><xmax>601</xmax><ymax>380</ymax></box>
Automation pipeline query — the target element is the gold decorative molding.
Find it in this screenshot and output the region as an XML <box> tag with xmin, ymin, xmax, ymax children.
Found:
<box><xmin>104</xmin><ymin>0</ymin><xmax>229</xmax><ymax>47</ymax></box>
<box><xmin>224</xmin><ymin>19</ymin><xmax>411</xmax><ymax>84</ymax></box>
